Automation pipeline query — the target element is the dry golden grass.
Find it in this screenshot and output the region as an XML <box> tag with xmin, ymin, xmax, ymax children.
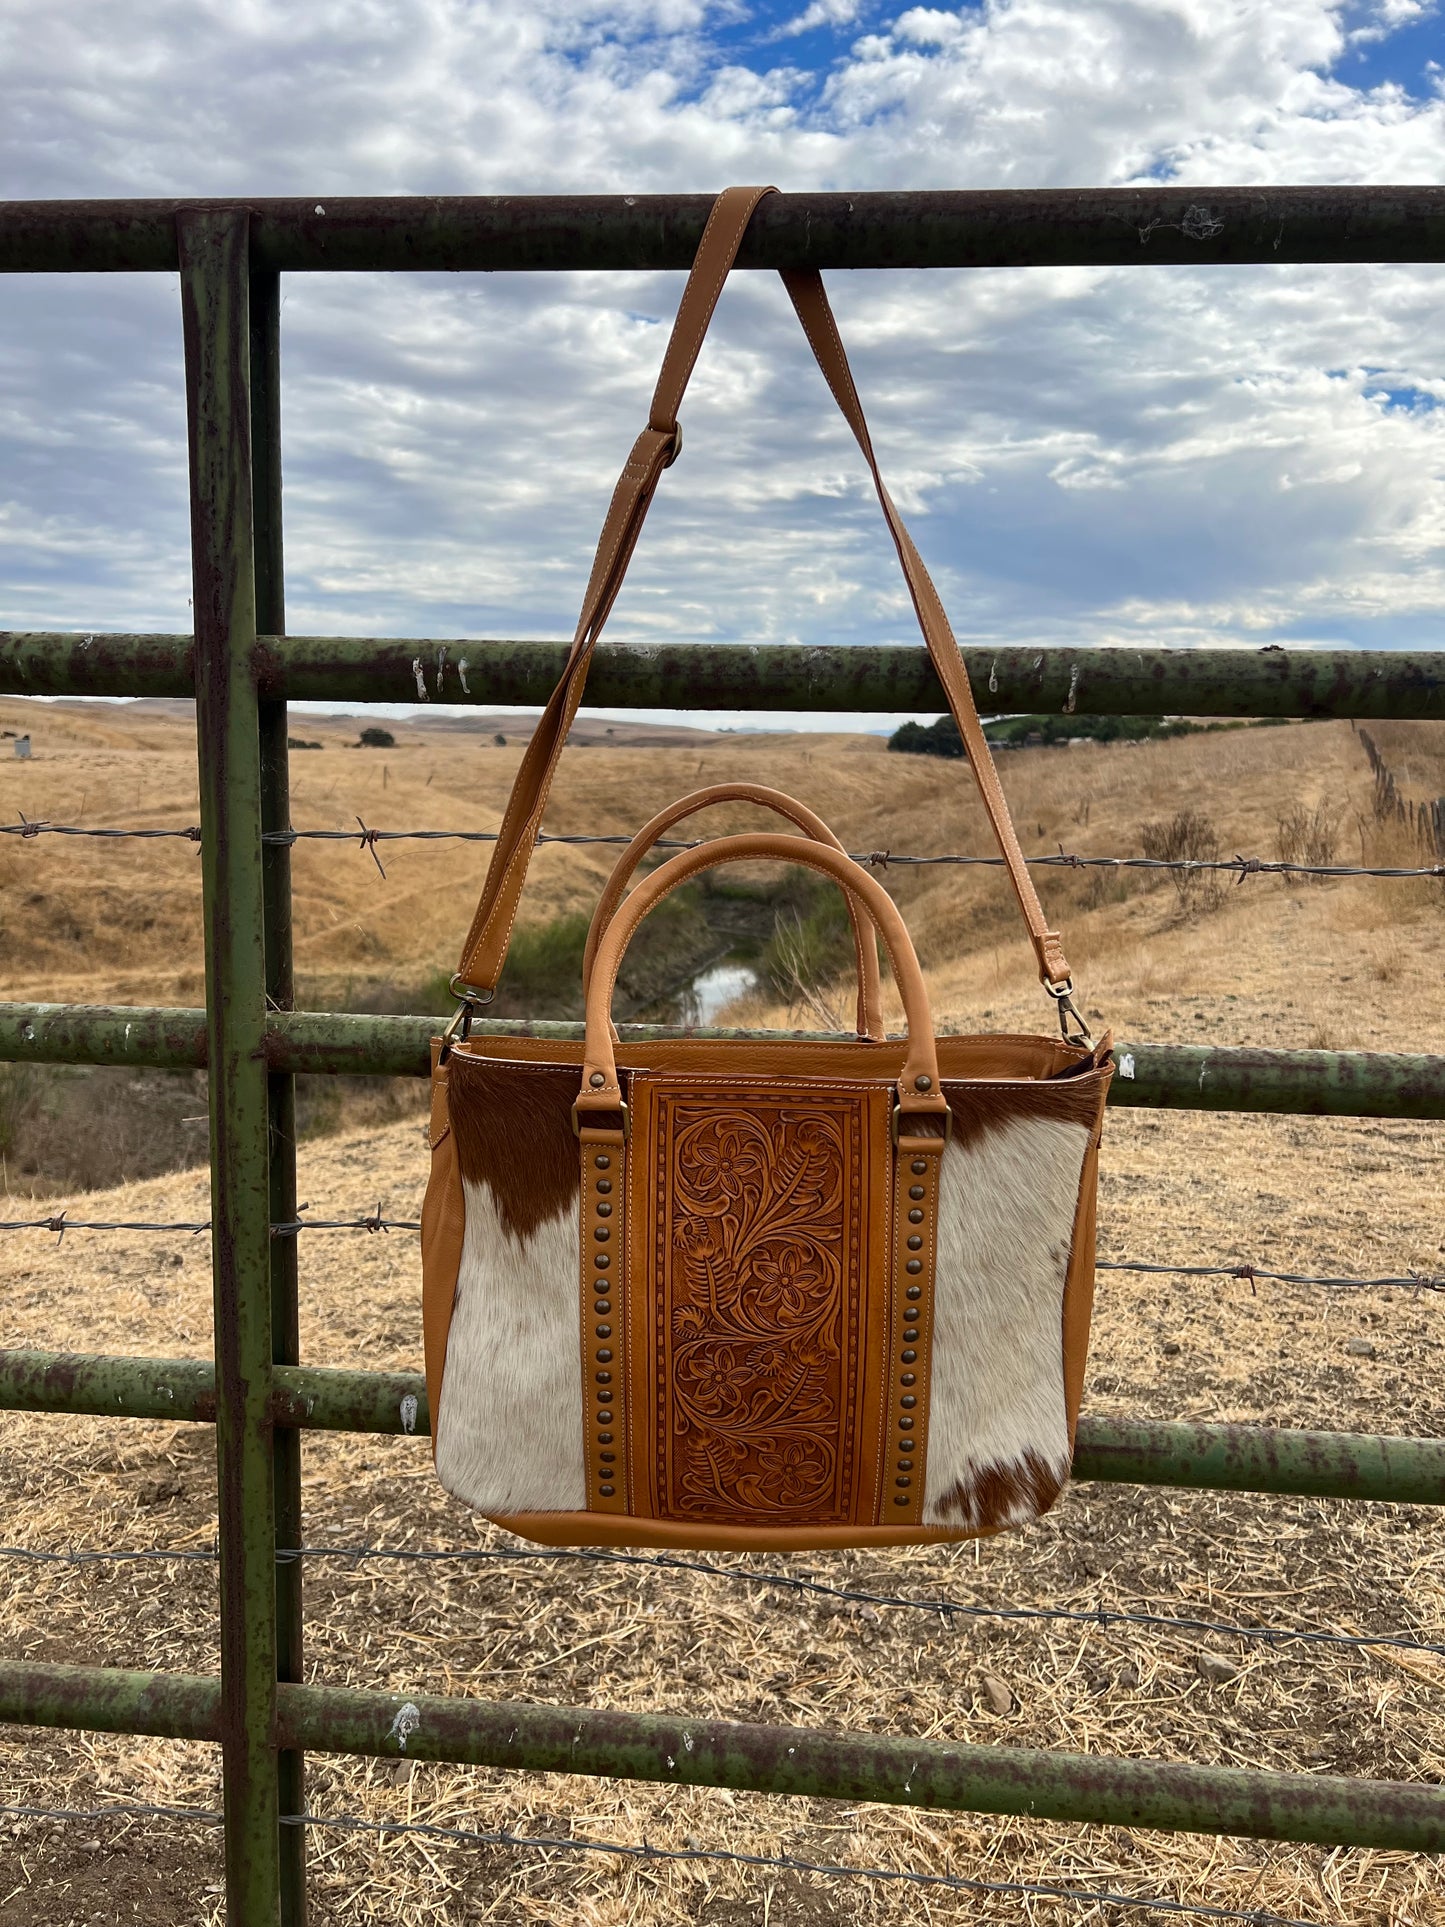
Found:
<box><xmin>2</xmin><ymin>700</ymin><xmax>1445</xmax><ymax>1924</ymax></box>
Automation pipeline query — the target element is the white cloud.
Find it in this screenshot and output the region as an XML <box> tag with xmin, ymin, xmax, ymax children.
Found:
<box><xmin>1</xmin><ymin>0</ymin><xmax>1443</xmax><ymax>677</ymax></box>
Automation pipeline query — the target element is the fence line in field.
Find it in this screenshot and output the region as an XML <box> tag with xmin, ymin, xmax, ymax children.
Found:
<box><xmin>3</xmin><ymin>1538</ymin><xmax>1437</xmax><ymax>1662</ymax></box>
<box><xmin>3</xmin><ymin>1210</ymin><xmax>1439</xmax><ymax>1293</ymax></box>
<box><xmin>4</xmin><ymin>814</ymin><xmax>1442</xmax><ymax>879</ymax></box>
<box><xmin>0</xmin><ymin>1801</ymin><xmax>1328</xmax><ymax>1924</ymax></box>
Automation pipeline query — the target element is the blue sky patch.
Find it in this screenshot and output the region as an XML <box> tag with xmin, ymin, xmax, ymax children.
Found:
<box><xmin>1331</xmin><ymin>4</ymin><xmax>1443</xmax><ymax>97</ymax></box>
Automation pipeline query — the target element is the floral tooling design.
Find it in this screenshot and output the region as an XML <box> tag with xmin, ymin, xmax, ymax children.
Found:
<box><xmin>657</xmin><ymin>1098</ymin><xmax>863</xmax><ymax>1521</ymax></box>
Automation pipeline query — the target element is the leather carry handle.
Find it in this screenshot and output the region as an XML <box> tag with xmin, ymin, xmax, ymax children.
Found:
<box><xmin>580</xmin><ymin>783</ymin><xmax>886</xmax><ymax>1040</ymax></box>
<box><xmin>455</xmin><ymin>185</ymin><xmax>1075</xmax><ymax>1016</ymax></box>
<box><xmin>578</xmin><ymin>833</ymin><xmax>947</xmax><ymax>1125</ymax></box>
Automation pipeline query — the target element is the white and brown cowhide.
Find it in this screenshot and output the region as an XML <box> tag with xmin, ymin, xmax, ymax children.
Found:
<box><xmin>434</xmin><ymin>1058</ymin><xmax>586</xmax><ymax>1512</ymax></box>
<box><xmin>921</xmin><ymin>1079</ymin><xmax>1099</xmax><ymax>1532</ymax></box>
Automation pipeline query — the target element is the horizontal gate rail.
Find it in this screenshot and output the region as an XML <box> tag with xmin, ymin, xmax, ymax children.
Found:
<box><xmin>4</xmin><ymin>186</ymin><xmax>1445</xmax><ymax>276</ymax></box>
<box><xmin>1</xmin><ymin>1659</ymin><xmax>1442</xmax><ymax>1853</ymax></box>
<box><xmin>4</xmin><ymin>1348</ymin><xmax>1442</xmax><ymax>1504</ymax></box>
<box><xmin>3</xmin><ymin>632</ymin><xmax>1443</xmax><ymax>717</ymax></box>
<box><xmin>3</xmin><ymin>1001</ymin><xmax>1442</xmax><ymax>1118</ymax></box>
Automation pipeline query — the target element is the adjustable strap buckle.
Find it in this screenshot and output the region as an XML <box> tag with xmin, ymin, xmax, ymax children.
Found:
<box><xmin>1043</xmin><ymin>977</ymin><xmax>1092</xmax><ymax>1045</ymax></box>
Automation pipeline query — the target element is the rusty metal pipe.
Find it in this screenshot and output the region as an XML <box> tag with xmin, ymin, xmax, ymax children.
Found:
<box><xmin>4</xmin><ymin>187</ymin><xmax>1445</xmax><ymax>275</ymax></box>
<box><xmin>4</xmin><ymin>631</ymin><xmax>1443</xmax><ymax>719</ymax></box>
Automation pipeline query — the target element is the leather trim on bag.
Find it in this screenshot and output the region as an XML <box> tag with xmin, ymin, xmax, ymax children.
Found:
<box><xmin>580</xmin><ymin>1125</ymin><xmax>630</xmax><ymax>1515</ymax></box>
<box><xmin>420</xmin><ymin>1042</ymin><xmax>467</xmax><ymax>1463</ymax></box>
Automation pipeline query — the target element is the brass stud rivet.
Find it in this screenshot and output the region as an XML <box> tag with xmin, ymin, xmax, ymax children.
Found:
<box><xmin>897</xmin><ymin>1457</ymin><xmax>913</xmax><ymax>1471</ymax></box>
<box><xmin>893</xmin><ymin>1495</ymin><xmax>908</xmax><ymax>1507</ymax></box>
<box><xmin>908</xmin><ymin>1208</ymin><xmax>923</xmax><ymax>1223</ymax></box>
<box><xmin>906</xmin><ymin>1258</ymin><xmax>922</xmax><ymax>1275</ymax></box>
<box><xmin>908</xmin><ymin>1185</ymin><xmax>924</xmax><ymax>1200</ymax></box>
<box><xmin>597</xmin><ymin>1179</ymin><xmax>612</xmax><ymax>1194</ymax></box>
<box><xmin>594</xmin><ymin>1299</ymin><xmax>611</xmax><ymax>1315</ymax></box>
<box><xmin>595</xmin><ymin>1155</ymin><xmax>610</xmax><ymax>1169</ymax></box>
<box><xmin>914</xmin><ymin>1074</ymin><xmax>932</xmax><ymax>1092</ymax></box>
<box><xmin>597</xmin><ymin>1432</ymin><xmax>613</xmax><ymax>1445</ymax></box>
<box><xmin>595</xmin><ymin>1254</ymin><xmax>610</xmax><ymax>1269</ymax></box>
<box><xmin>589</xmin><ymin>1071</ymin><xmax>606</xmax><ymax>1088</ymax></box>
<box><xmin>903</xmin><ymin>1328</ymin><xmax>919</xmax><ymax>1342</ymax></box>
<box><xmin>896</xmin><ymin>1475</ymin><xmax>911</xmax><ymax>1488</ymax></box>
<box><xmin>594</xmin><ymin>1227</ymin><xmax>610</xmax><ymax>1242</ymax></box>
<box><xmin>907</xmin><ymin>1235</ymin><xmax>922</xmax><ymax>1250</ymax></box>
<box><xmin>910</xmin><ymin>1159</ymin><xmax>927</xmax><ymax>1175</ymax></box>
<box><xmin>595</xmin><ymin>1370</ymin><xmax>612</xmax><ymax>1384</ymax></box>
<box><xmin>901</xmin><ymin>1394</ymin><xmax>917</xmax><ymax>1409</ymax></box>
<box><xmin>599</xmin><ymin>1484</ymin><xmax>615</xmax><ymax>1497</ymax></box>
<box><xmin>900</xmin><ymin>1348</ymin><xmax>916</xmax><ymax>1364</ymax></box>
<box><xmin>901</xmin><ymin>1373</ymin><xmax>916</xmax><ymax>1387</ymax></box>
<box><xmin>597</xmin><ymin>1349</ymin><xmax>613</xmax><ymax>1363</ymax></box>
<box><xmin>597</xmin><ymin>1202</ymin><xmax>612</xmax><ymax>1218</ymax></box>
<box><xmin>597</xmin><ymin>1411</ymin><xmax>613</xmax><ymax>1425</ymax></box>
<box><xmin>899</xmin><ymin>1416</ymin><xmax>914</xmax><ymax>1431</ymax></box>
<box><xmin>596</xmin><ymin>1324</ymin><xmax>611</xmax><ymax>1339</ymax></box>
<box><xmin>599</xmin><ymin>1450</ymin><xmax>615</xmax><ymax>1463</ymax></box>
<box><xmin>906</xmin><ymin>1283</ymin><xmax>922</xmax><ymax>1298</ymax></box>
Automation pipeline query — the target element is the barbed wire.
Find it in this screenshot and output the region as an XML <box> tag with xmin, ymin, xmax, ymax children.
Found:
<box><xmin>1095</xmin><ymin>1259</ymin><xmax>1445</xmax><ymax>1293</ymax></box>
<box><xmin>4</xmin><ymin>815</ymin><xmax>1441</xmax><ymax>879</ymax></box>
<box><xmin>2</xmin><ymin>1208</ymin><xmax>1437</xmax><ymax>1292</ymax></box>
<box><xmin>0</xmin><ymin>1800</ymin><xmax>1324</xmax><ymax>1924</ymax></box>
<box><xmin>3</xmin><ymin>1537</ymin><xmax>1438</xmax><ymax>1661</ymax></box>
<box><xmin>0</xmin><ymin>1203</ymin><xmax>415</xmax><ymax>1242</ymax></box>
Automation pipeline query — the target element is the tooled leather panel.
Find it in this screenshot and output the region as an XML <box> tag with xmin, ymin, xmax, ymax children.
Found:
<box><xmin>628</xmin><ymin>1077</ymin><xmax>890</xmax><ymax>1527</ymax></box>
<box><xmin>447</xmin><ymin>1055</ymin><xmax>580</xmax><ymax>1237</ymax></box>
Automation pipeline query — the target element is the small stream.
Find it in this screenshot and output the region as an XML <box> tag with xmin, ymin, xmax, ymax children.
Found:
<box><xmin>678</xmin><ymin>956</ymin><xmax>757</xmax><ymax>1027</ymax></box>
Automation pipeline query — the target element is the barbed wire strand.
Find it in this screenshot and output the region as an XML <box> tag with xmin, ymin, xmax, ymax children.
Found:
<box><xmin>0</xmin><ymin>1801</ymin><xmax>1323</xmax><ymax>1925</ymax></box>
<box><xmin>2</xmin><ymin>1538</ymin><xmax>1438</xmax><ymax>1661</ymax></box>
<box><xmin>2</xmin><ymin>1209</ymin><xmax>1437</xmax><ymax>1292</ymax></box>
<box><xmin>3</xmin><ymin>816</ymin><xmax>1441</xmax><ymax>879</ymax></box>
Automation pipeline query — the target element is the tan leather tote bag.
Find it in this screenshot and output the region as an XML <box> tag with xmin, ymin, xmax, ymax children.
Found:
<box><xmin>421</xmin><ymin>186</ymin><xmax>1112</xmax><ymax>1551</ymax></box>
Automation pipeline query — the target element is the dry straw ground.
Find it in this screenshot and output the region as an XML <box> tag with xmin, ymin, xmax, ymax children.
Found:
<box><xmin>2</xmin><ymin>699</ymin><xmax>1444</xmax><ymax>1925</ymax></box>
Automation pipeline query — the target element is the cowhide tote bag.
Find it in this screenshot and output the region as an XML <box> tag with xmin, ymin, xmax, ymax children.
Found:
<box><xmin>420</xmin><ymin>186</ymin><xmax>1113</xmax><ymax>1551</ymax></box>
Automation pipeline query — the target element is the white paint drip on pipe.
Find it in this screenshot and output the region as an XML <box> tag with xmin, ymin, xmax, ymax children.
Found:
<box><xmin>388</xmin><ymin>1702</ymin><xmax>421</xmax><ymax>1751</ymax></box>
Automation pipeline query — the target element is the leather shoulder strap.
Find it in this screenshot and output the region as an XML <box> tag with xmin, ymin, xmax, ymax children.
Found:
<box><xmin>455</xmin><ymin>186</ymin><xmax>1074</xmax><ymax>1006</ymax></box>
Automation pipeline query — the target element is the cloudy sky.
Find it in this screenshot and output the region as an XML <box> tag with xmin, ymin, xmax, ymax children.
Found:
<box><xmin>3</xmin><ymin>1</ymin><xmax>1443</xmax><ymax>727</ymax></box>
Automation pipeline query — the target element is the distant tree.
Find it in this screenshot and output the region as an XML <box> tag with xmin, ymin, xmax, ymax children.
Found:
<box><xmin>287</xmin><ymin>736</ymin><xmax>322</xmax><ymax>750</ymax></box>
<box><xmin>493</xmin><ymin>732</ymin><xmax>506</xmax><ymax>747</ymax></box>
<box><xmin>888</xmin><ymin>716</ymin><xmax>965</xmax><ymax>759</ymax></box>
<box><xmin>358</xmin><ymin>726</ymin><xmax>395</xmax><ymax>749</ymax></box>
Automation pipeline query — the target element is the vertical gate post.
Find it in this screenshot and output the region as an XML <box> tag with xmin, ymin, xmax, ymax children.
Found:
<box><xmin>249</xmin><ymin>265</ymin><xmax>306</xmax><ymax>1926</ymax></box>
<box><xmin>179</xmin><ymin>207</ymin><xmax>281</xmax><ymax>1924</ymax></box>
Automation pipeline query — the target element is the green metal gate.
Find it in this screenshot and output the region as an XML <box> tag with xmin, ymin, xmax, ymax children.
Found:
<box><xmin>1</xmin><ymin>189</ymin><xmax>1444</xmax><ymax>1925</ymax></box>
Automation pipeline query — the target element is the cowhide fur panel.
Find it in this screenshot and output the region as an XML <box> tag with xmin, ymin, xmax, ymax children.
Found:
<box><xmin>922</xmin><ymin>1105</ymin><xmax>1094</xmax><ymax>1532</ymax></box>
<box><xmin>435</xmin><ymin>1056</ymin><xmax>586</xmax><ymax>1513</ymax></box>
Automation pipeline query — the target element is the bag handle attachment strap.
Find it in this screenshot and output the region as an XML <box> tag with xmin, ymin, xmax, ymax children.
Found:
<box><xmin>777</xmin><ymin>268</ymin><xmax>1078</xmax><ymax>1020</ymax></box>
<box><xmin>580</xmin><ymin>782</ymin><xmax>886</xmax><ymax>1041</ymax></box>
<box><xmin>453</xmin><ymin>187</ymin><xmax>778</xmax><ymax>1002</ymax></box>
<box><xmin>577</xmin><ymin>833</ymin><xmax>949</xmax><ymax>1132</ymax></box>
<box><xmin>455</xmin><ymin>185</ymin><xmax>1085</xmax><ymax>1037</ymax></box>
